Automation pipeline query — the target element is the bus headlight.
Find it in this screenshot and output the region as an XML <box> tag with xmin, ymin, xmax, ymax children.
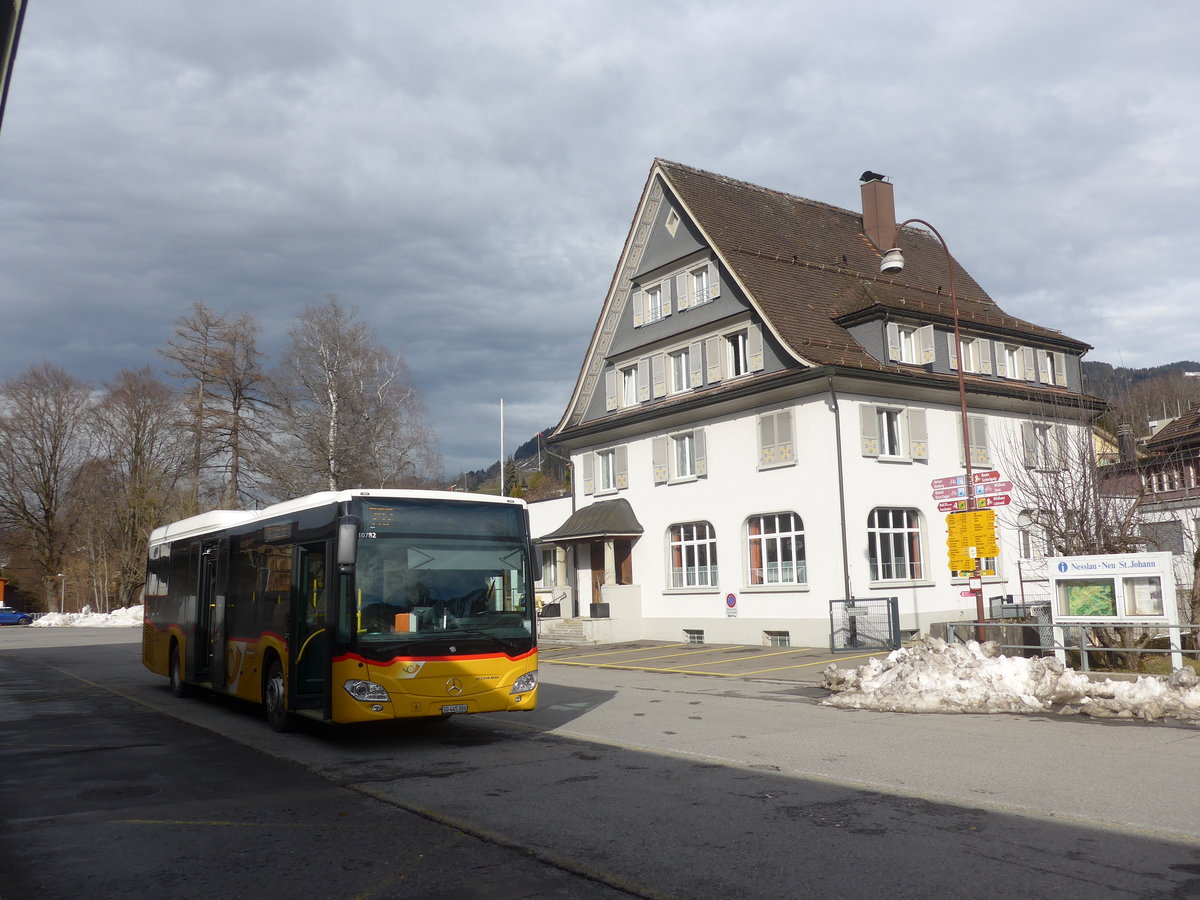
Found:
<box><xmin>343</xmin><ymin>679</ymin><xmax>390</xmax><ymax>702</ymax></box>
<box><xmin>510</xmin><ymin>670</ymin><xmax>538</xmax><ymax>694</ymax></box>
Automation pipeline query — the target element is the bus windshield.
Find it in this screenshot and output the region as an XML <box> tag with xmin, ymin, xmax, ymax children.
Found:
<box><xmin>353</xmin><ymin>499</ymin><xmax>533</xmax><ymax>652</ymax></box>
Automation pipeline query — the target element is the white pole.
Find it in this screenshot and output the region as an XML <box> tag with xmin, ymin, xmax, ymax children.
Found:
<box><xmin>499</xmin><ymin>398</ymin><xmax>505</xmax><ymax>495</ymax></box>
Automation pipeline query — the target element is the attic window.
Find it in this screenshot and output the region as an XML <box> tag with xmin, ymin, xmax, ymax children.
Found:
<box><xmin>665</xmin><ymin>208</ymin><xmax>681</xmax><ymax>237</ymax></box>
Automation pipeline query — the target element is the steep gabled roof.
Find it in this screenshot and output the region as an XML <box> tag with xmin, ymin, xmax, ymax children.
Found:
<box><xmin>657</xmin><ymin>159</ymin><xmax>1088</xmax><ymax>364</ymax></box>
<box><xmin>1144</xmin><ymin>406</ymin><xmax>1200</xmax><ymax>452</ymax></box>
<box><xmin>552</xmin><ymin>160</ymin><xmax>1092</xmax><ymax>439</ymax></box>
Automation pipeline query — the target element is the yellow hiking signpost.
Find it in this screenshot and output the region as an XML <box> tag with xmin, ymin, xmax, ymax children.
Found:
<box><xmin>945</xmin><ymin>509</ymin><xmax>998</xmax><ymax>572</ymax></box>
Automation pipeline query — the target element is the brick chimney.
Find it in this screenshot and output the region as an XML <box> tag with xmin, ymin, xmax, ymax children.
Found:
<box><xmin>861</xmin><ymin>174</ymin><xmax>896</xmax><ymax>252</ymax></box>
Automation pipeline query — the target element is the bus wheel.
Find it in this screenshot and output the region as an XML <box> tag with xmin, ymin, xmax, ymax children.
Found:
<box><xmin>169</xmin><ymin>645</ymin><xmax>192</xmax><ymax>698</ymax></box>
<box><xmin>264</xmin><ymin>658</ymin><xmax>293</xmax><ymax>733</ymax></box>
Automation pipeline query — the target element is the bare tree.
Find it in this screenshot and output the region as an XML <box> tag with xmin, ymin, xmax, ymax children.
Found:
<box><xmin>263</xmin><ymin>295</ymin><xmax>439</xmax><ymax>498</ymax></box>
<box><xmin>159</xmin><ymin>302</ymin><xmax>230</xmax><ymax>512</ymax></box>
<box><xmin>999</xmin><ymin>412</ymin><xmax>1156</xmax><ymax>669</ymax></box>
<box><xmin>86</xmin><ymin>368</ymin><xmax>190</xmax><ymax>608</ymax></box>
<box><xmin>160</xmin><ymin>303</ymin><xmax>269</xmax><ymax>510</ymax></box>
<box><xmin>0</xmin><ymin>363</ymin><xmax>92</xmax><ymax>606</ymax></box>
<box><xmin>209</xmin><ymin>312</ymin><xmax>270</xmax><ymax>507</ymax></box>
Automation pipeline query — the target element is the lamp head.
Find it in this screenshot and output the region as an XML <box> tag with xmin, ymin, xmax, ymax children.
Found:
<box><xmin>879</xmin><ymin>248</ymin><xmax>905</xmax><ymax>274</ymax></box>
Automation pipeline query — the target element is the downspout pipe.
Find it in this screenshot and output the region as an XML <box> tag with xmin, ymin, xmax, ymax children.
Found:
<box><xmin>828</xmin><ymin>376</ymin><xmax>853</xmax><ymax>603</ymax></box>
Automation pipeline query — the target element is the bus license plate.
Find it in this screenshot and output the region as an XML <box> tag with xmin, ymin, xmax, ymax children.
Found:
<box><xmin>441</xmin><ymin>704</ymin><xmax>468</xmax><ymax>714</ymax></box>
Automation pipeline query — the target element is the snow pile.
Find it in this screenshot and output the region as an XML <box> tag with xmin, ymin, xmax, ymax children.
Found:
<box><xmin>33</xmin><ymin>605</ymin><xmax>143</xmax><ymax>628</ymax></box>
<box><xmin>821</xmin><ymin>635</ymin><xmax>1200</xmax><ymax>723</ymax></box>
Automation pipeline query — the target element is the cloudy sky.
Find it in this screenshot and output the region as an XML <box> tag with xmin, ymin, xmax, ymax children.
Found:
<box><xmin>2</xmin><ymin>1</ymin><xmax>1198</xmax><ymax>474</ymax></box>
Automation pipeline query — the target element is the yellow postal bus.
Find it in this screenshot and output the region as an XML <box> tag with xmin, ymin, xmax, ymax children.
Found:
<box><xmin>143</xmin><ymin>490</ymin><xmax>539</xmax><ymax>730</ymax></box>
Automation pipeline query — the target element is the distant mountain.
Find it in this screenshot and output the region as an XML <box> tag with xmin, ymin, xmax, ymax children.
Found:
<box><xmin>1083</xmin><ymin>360</ymin><xmax>1200</xmax><ymax>401</ymax></box>
<box><xmin>1083</xmin><ymin>360</ymin><xmax>1200</xmax><ymax>435</ymax></box>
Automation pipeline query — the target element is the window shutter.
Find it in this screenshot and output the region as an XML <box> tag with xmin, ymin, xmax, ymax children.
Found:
<box><xmin>1054</xmin><ymin>352</ymin><xmax>1068</xmax><ymax>386</ymax></box>
<box><xmin>638</xmin><ymin>357</ymin><xmax>651</xmax><ymax>402</ymax></box>
<box><xmin>969</xmin><ymin>416</ymin><xmax>990</xmax><ymax>466</ymax></box>
<box><xmin>886</xmin><ymin>323</ymin><xmax>901</xmax><ymax>362</ymax></box>
<box><xmin>693</xmin><ymin>429</ymin><xmax>707</xmax><ymax>476</ymax></box>
<box><xmin>947</xmin><ymin>332</ymin><xmax>958</xmax><ymax>370</ymax></box>
<box><xmin>689</xmin><ymin>341</ymin><xmax>704</xmax><ymax>387</ymax></box>
<box><xmin>705</xmin><ymin>336</ymin><xmax>722</xmax><ymax>383</ymax></box>
<box><xmin>1021</xmin><ymin>347</ymin><xmax>1036</xmax><ymax>381</ymax></box>
<box><xmin>860</xmin><ymin>405</ymin><xmax>880</xmax><ymax>457</ymax></box>
<box><xmin>652</xmin><ymin>436</ymin><xmax>668</xmax><ymax>484</ymax></box>
<box><xmin>1036</xmin><ymin>349</ymin><xmax>1051</xmax><ymax>384</ymax></box>
<box><xmin>777</xmin><ymin>409</ymin><xmax>795</xmax><ymax>464</ymax></box>
<box><xmin>979</xmin><ymin>342</ymin><xmax>993</xmax><ymax>375</ymax></box>
<box><xmin>651</xmin><ymin>353</ymin><xmax>666</xmax><ymax>398</ymax></box>
<box><xmin>1054</xmin><ymin>424</ymin><xmax>1070</xmax><ymax>470</ymax></box>
<box><xmin>676</xmin><ymin>273</ymin><xmax>689</xmax><ymax>311</ymax></box>
<box><xmin>748</xmin><ymin>324</ymin><xmax>765</xmax><ymax>371</ymax></box>
<box><xmin>758</xmin><ymin>414</ymin><xmax>777</xmax><ymax>467</ymax></box>
<box><xmin>615</xmin><ymin>445</ymin><xmax>628</xmax><ymax>489</ymax></box>
<box><xmin>582</xmin><ymin>452</ymin><xmax>595</xmax><ymax>495</ymax></box>
<box><xmin>908</xmin><ymin>408</ymin><xmax>928</xmax><ymax>460</ymax></box>
<box><xmin>1021</xmin><ymin>422</ymin><xmax>1037</xmax><ymax>468</ymax></box>
<box><xmin>917</xmin><ymin>325</ymin><xmax>935</xmax><ymax>364</ymax></box>
<box><xmin>707</xmin><ymin>261</ymin><xmax>720</xmax><ymax>300</ymax></box>
<box><xmin>632</xmin><ymin>290</ymin><xmax>643</xmax><ymax>328</ymax></box>
<box><xmin>994</xmin><ymin>341</ymin><xmax>1008</xmax><ymax>378</ymax></box>
<box><xmin>661</xmin><ymin>280</ymin><xmax>672</xmax><ymax>318</ymax></box>
<box><xmin>604</xmin><ymin>369</ymin><xmax>617</xmax><ymax>411</ymax></box>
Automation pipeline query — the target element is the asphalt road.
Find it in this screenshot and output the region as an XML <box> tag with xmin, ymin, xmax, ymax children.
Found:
<box><xmin>4</xmin><ymin>629</ymin><xmax>1200</xmax><ymax>899</ymax></box>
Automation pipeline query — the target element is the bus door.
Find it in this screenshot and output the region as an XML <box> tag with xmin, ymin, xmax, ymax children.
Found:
<box><xmin>291</xmin><ymin>543</ymin><xmax>329</xmax><ymax>712</ymax></box>
<box><xmin>195</xmin><ymin>540</ymin><xmax>220</xmax><ymax>685</ymax></box>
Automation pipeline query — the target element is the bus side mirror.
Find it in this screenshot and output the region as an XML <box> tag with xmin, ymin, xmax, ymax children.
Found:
<box><xmin>337</xmin><ymin>518</ymin><xmax>358</xmax><ymax>570</ymax></box>
<box><xmin>530</xmin><ymin>544</ymin><xmax>542</xmax><ymax>582</ymax></box>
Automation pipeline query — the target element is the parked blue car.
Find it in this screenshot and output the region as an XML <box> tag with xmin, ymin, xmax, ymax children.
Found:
<box><xmin>0</xmin><ymin>606</ymin><xmax>34</xmax><ymax>626</ymax></box>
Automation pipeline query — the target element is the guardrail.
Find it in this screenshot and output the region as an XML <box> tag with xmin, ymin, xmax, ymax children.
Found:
<box><xmin>945</xmin><ymin>620</ymin><xmax>1200</xmax><ymax>674</ymax></box>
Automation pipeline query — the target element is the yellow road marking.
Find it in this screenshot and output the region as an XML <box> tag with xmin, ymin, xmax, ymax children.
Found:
<box><xmin>737</xmin><ymin>651</ymin><xmax>884</xmax><ymax>676</ymax></box>
<box><xmin>546</xmin><ymin>659</ymin><xmax>740</xmax><ymax>677</ymax></box>
<box><xmin>668</xmin><ymin>647</ymin><xmax>814</xmax><ymax>668</ymax></box>
<box><xmin>549</xmin><ymin>642</ymin><xmax>691</xmax><ymax>661</ymax></box>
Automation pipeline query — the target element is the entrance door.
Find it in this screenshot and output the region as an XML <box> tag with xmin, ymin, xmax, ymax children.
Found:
<box><xmin>292</xmin><ymin>543</ymin><xmax>329</xmax><ymax>711</ymax></box>
<box><xmin>590</xmin><ymin>542</ymin><xmax>605</xmax><ymax>607</ymax></box>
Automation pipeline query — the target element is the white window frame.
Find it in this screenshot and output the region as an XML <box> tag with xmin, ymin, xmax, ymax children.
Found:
<box><xmin>867</xmin><ymin>507</ymin><xmax>925</xmax><ymax>583</ymax></box>
<box><xmin>669</xmin><ymin>347</ymin><xmax>690</xmax><ymax>394</ymax></box>
<box><xmin>669</xmin><ymin>521</ymin><xmax>719</xmax><ymax>589</ymax></box>
<box><xmin>673</xmin><ymin>432</ymin><xmax>696</xmax><ymax>479</ymax></box>
<box><xmin>726</xmin><ymin>331</ymin><xmax>749</xmax><ymax>378</ymax></box>
<box><xmin>645</xmin><ymin>284</ymin><xmax>665</xmax><ymax>323</ymax></box>
<box><xmin>746</xmin><ymin>512</ymin><xmax>806</xmax><ymax>586</ymax></box>
<box><xmin>620</xmin><ymin>365</ymin><xmax>638</xmax><ymax>407</ymax></box>
<box><xmin>877</xmin><ymin>407</ymin><xmax>905</xmax><ymax>459</ymax></box>
<box><xmin>597</xmin><ymin>448</ymin><xmax>616</xmax><ymax>493</ymax></box>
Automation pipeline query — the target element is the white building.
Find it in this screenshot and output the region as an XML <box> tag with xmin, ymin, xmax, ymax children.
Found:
<box><xmin>538</xmin><ymin>161</ymin><xmax>1101</xmax><ymax>648</ymax></box>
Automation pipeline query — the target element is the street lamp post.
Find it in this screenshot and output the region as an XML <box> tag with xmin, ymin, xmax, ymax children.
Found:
<box><xmin>879</xmin><ymin>220</ymin><xmax>986</xmax><ymax>636</ymax></box>
<box><xmin>57</xmin><ymin>572</ymin><xmax>64</xmax><ymax>614</ymax></box>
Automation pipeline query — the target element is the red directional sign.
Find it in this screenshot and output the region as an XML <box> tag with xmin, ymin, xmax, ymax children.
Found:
<box><xmin>975</xmin><ymin>495</ymin><xmax>1012</xmax><ymax>508</ymax></box>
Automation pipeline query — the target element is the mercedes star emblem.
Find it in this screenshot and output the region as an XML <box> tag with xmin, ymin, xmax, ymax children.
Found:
<box><xmin>446</xmin><ymin>678</ymin><xmax>463</xmax><ymax>695</ymax></box>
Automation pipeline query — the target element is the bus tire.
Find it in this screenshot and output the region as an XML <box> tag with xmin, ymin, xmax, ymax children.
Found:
<box><xmin>169</xmin><ymin>644</ymin><xmax>192</xmax><ymax>698</ymax></box>
<box><xmin>264</xmin><ymin>657</ymin><xmax>294</xmax><ymax>733</ymax></box>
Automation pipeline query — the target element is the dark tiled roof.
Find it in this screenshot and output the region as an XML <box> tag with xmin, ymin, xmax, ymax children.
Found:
<box><xmin>657</xmin><ymin>159</ymin><xmax>1090</xmax><ymax>369</ymax></box>
<box><xmin>1144</xmin><ymin>407</ymin><xmax>1200</xmax><ymax>451</ymax></box>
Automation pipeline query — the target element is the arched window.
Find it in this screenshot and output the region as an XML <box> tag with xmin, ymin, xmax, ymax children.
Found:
<box><xmin>669</xmin><ymin>522</ymin><xmax>718</xmax><ymax>588</ymax></box>
<box><xmin>747</xmin><ymin>513</ymin><xmax>806</xmax><ymax>585</ymax></box>
<box><xmin>867</xmin><ymin>508</ymin><xmax>924</xmax><ymax>581</ymax></box>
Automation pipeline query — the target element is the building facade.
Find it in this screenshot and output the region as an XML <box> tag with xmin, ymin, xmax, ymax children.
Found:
<box><xmin>540</xmin><ymin>160</ymin><xmax>1101</xmax><ymax>647</ymax></box>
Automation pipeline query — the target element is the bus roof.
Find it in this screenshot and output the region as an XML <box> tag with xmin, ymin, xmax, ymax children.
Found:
<box><xmin>150</xmin><ymin>489</ymin><xmax>527</xmax><ymax>544</ymax></box>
